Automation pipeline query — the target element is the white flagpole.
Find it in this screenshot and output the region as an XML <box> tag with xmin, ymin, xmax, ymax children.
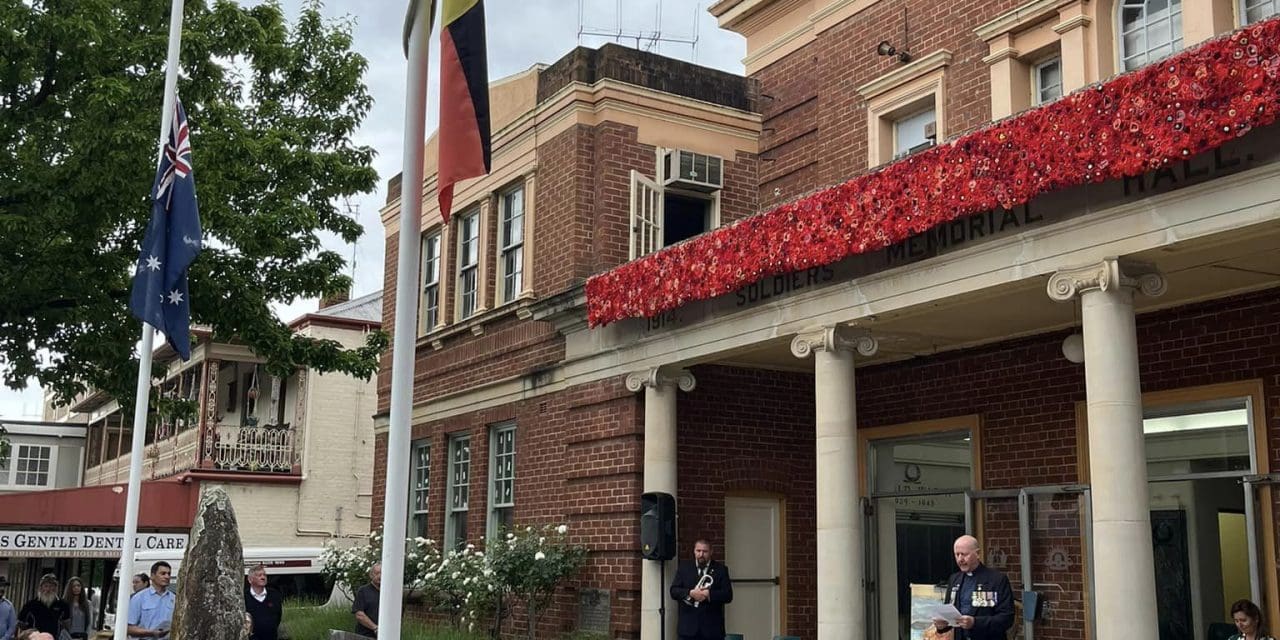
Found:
<box><xmin>376</xmin><ymin>0</ymin><xmax>433</xmax><ymax>637</ymax></box>
<box><xmin>113</xmin><ymin>2</ymin><xmax>185</xmax><ymax>639</ymax></box>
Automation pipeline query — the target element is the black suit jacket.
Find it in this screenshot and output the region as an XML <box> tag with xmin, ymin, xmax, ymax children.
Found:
<box><xmin>940</xmin><ymin>563</ymin><xmax>1014</xmax><ymax>640</ymax></box>
<box><xmin>669</xmin><ymin>560</ymin><xmax>734</xmax><ymax>639</ymax></box>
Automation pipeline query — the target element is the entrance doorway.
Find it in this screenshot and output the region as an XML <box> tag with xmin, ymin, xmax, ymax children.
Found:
<box><xmin>724</xmin><ymin>495</ymin><xmax>782</xmax><ymax>640</ymax></box>
<box><xmin>1143</xmin><ymin>397</ymin><xmax>1264</xmax><ymax>640</ymax></box>
<box><xmin>862</xmin><ymin>421</ymin><xmax>976</xmax><ymax>640</ymax></box>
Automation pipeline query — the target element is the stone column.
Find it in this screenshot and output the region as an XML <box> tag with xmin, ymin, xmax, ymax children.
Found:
<box><xmin>792</xmin><ymin>326</ymin><xmax>878</xmax><ymax>640</ymax></box>
<box><xmin>1048</xmin><ymin>257</ymin><xmax>1166</xmax><ymax>640</ymax></box>
<box><xmin>627</xmin><ymin>366</ymin><xmax>696</xmax><ymax>640</ymax></box>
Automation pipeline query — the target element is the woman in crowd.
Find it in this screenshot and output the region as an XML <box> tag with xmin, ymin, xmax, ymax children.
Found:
<box><xmin>61</xmin><ymin>578</ymin><xmax>93</xmax><ymax>640</ymax></box>
<box><xmin>1231</xmin><ymin>599</ymin><xmax>1276</xmax><ymax>640</ymax></box>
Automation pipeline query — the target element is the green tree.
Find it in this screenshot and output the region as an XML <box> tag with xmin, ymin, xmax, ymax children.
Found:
<box><xmin>0</xmin><ymin>0</ymin><xmax>388</xmax><ymax>409</ymax></box>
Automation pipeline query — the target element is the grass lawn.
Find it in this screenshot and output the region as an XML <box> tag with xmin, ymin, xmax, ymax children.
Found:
<box><xmin>281</xmin><ymin>601</ymin><xmax>486</xmax><ymax>640</ymax></box>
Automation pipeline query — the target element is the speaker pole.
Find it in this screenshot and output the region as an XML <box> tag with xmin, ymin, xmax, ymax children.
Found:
<box><xmin>659</xmin><ymin>559</ymin><xmax>666</xmax><ymax>640</ymax></box>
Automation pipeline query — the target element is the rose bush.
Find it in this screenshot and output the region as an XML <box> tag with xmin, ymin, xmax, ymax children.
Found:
<box><xmin>321</xmin><ymin>524</ymin><xmax>587</xmax><ymax>637</ymax></box>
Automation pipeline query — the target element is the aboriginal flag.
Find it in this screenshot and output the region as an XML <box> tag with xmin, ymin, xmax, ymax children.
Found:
<box><xmin>437</xmin><ymin>0</ymin><xmax>491</xmax><ymax>223</ymax></box>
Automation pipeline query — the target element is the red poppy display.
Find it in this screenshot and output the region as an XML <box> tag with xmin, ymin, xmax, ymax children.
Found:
<box><xmin>585</xmin><ymin>18</ymin><xmax>1280</xmax><ymax>327</ymax></box>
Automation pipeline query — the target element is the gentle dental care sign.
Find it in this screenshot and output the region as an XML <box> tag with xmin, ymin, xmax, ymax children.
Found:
<box><xmin>0</xmin><ymin>531</ymin><xmax>188</xmax><ymax>558</ymax></box>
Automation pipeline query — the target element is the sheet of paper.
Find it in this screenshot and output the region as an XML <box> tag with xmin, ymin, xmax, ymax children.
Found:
<box><xmin>920</xmin><ymin>602</ymin><xmax>964</xmax><ymax>625</ymax></box>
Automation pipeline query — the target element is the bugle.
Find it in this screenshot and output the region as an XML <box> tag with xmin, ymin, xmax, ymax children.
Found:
<box><xmin>683</xmin><ymin>571</ymin><xmax>714</xmax><ymax>608</ymax></box>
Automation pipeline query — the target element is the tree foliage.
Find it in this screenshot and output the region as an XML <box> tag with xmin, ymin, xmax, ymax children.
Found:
<box><xmin>0</xmin><ymin>0</ymin><xmax>388</xmax><ymax>407</ymax></box>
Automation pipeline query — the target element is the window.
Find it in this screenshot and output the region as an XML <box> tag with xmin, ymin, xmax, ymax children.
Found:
<box><xmin>421</xmin><ymin>232</ymin><xmax>441</xmax><ymax>332</ymax></box>
<box><xmin>487</xmin><ymin>424</ymin><xmax>516</xmax><ymax>537</ymax></box>
<box><xmin>456</xmin><ymin>211</ymin><xmax>479</xmax><ymax>319</ymax></box>
<box><xmin>893</xmin><ymin>107</ymin><xmax>937</xmax><ymax>159</ymax></box>
<box><xmin>629</xmin><ymin>168</ymin><xmax>720</xmax><ymax>259</ymax></box>
<box><xmin>1241</xmin><ymin>0</ymin><xmax>1278</xmax><ymax>24</ymax></box>
<box><xmin>858</xmin><ymin>51</ymin><xmax>949</xmax><ymax>166</ymax></box>
<box><xmin>14</xmin><ymin>445</ymin><xmax>52</xmax><ymax>487</ymax></box>
<box><xmin>444</xmin><ymin>435</ymin><xmax>471</xmax><ymax>550</ymax></box>
<box><xmin>408</xmin><ymin>440</ymin><xmax>430</xmax><ymax>539</ymax></box>
<box><xmin>498</xmin><ymin>186</ymin><xmax>524</xmax><ymax>304</ymax></box>
<box><xmin>1118</xmin><ymin>0</ymin><xmax>1184</xmax><ymax>71</ymax></box>
<box><xmin>1033</xmin><ymin>57</ymin><xmax>1063</xmax><ymax>105</ymax></box>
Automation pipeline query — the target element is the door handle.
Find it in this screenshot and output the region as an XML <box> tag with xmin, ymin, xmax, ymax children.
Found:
<box><xmin>735</xmin><ymin>577</ymin><xmax>780</xmax><ymax>585</ymax></box>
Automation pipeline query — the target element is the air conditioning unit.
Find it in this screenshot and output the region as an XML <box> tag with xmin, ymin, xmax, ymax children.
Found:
<box><xmin>662</xmin><ymin>149</ymin><xmax>724</xmax><ymax>192</ymax></box>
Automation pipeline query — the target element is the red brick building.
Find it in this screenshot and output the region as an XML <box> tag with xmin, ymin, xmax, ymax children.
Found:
<box><xmin>375</xmin><ymin>2</ymin><xmax>1280</xmax><ymax>639</ymax></box>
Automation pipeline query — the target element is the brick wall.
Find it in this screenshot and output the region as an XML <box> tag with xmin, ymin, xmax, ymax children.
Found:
<box><xmin>756</xmin><ymin>0</ymin><xmax>1024</xmax><ymax>208</ymax></box>
<box><xmin>373</xmin><ymin>377</ymin><xmax>647</xmax><ymax>637</ymax></box>
<box><xmin>676</xmin><ymin>365</ymin><xmax>818</xmax><ymax>639</ymax></box>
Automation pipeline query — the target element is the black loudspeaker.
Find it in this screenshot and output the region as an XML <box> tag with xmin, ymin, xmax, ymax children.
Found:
<box><xmin>640</xmin><ymin>491</ymin><xmax>676</xmax><ymax>561</ymax></box>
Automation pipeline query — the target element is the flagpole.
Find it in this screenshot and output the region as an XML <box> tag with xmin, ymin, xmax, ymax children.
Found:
<box><xmin>376</xmin><ymin>0</ymin><xmax>433</xmax><ymax>637</ymax></box>
<box><xmin>113</xmin><ymin>2</ymin><xmax>185</xmax><ymax>639</ymax></box>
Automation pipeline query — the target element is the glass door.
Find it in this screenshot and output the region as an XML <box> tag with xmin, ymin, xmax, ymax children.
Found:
<box><xmin>1143</xmin><ymin>398</ymin><xmax>1258</xmax><ymax>640</ymax></box>
<box><xmin>866</xmin><ymin>430</ymin><xmax>974</xmax><ymax>640</ymax></box>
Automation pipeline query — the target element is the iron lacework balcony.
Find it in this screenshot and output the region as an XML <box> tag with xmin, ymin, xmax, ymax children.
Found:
<box><xmin>81</xmin><ymin>357</ymin><xmax>304</xmax><ymax>485</ymax></box>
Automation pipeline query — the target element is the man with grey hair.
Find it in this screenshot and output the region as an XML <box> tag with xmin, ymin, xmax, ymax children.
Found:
<box><xmin>351</xmin><ymin>563</ymin><xmax>381</xmax><ymax>637</ymax></box>
<box><xmin>933</xmin><ymin>535</ymin><xmax>1014</xmax><ymax>640</ymax></box>
<box><xmin>16</xmin><ymin>575</ymin><xmax>67</xmax><ymax>637</ymax></box>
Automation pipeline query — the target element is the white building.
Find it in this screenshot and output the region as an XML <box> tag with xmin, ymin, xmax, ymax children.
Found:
<box><xmin>0</xmin><ymin>291</ymin><xmax>381</xmax><ymax>605</ymax></box>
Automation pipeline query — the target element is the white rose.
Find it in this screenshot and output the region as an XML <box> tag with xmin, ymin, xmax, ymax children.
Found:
<box><xmin>556</xmin><ymin>525</ymin><xmax>568</xmax><ymax>534</ymax></box>
<box><xmin>535</xmin><ymin>551</ymin><xmax>546</xmax><ymax>560</ymax></box>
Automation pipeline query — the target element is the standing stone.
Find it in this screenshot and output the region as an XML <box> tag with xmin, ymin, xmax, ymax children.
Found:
<box><xmin>172</xmin><ymin>485</ymin><xmax>249</xmax><ymax>640</ymax></box>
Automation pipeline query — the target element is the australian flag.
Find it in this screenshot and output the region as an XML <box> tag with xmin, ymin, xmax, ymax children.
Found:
<box><xmin>129</xmin><ymin>99</ymin><xmax>202</xmax><ymax>360</ymax></box>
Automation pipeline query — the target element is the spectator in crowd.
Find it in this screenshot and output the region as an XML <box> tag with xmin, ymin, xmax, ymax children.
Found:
<box><xmin>62</xmin><ymin>577</ymin><xmax>93</xmax><ymax>639</ymax></box>
<box><xmin>16</xmin><ymin>575</ymin><xmax>67</xmax><ymax>637</ymax></box>
<box><xmin>352</xmin><ymin>563</ymin><xmax>381</xmax><ymax>637</ymax></box>
<box><xmin>127</xmin><ymin>562</ymin><xmax>174</xmax><ymax>639</ymax></box>
<box><xmin>0</xmin><ymin>578</ymin><xmax>16</xmax><ymax>640</ymax></box>
<box><xmin>243</xmin><ymin>564</ymin><xmax>283</xmax><ymax>640</ymax></box>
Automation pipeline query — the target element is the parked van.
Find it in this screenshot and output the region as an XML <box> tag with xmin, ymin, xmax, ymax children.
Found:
<box><xmin>102</xmin><ymin>547</ymin><xmax>332</xmax><ymax>630</ymax></box>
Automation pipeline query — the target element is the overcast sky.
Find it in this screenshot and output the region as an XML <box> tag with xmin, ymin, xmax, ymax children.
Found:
<box><xmin>0</xmin><ymin>0</ymin><xmax>746</xmax><ymax>419</ymax></box>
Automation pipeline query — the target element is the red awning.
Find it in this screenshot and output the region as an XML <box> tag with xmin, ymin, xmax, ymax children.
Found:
<box><xmin>0</xmin><ymin>479</ymin><xmax>197</xmax><ymax>528</ymax></box>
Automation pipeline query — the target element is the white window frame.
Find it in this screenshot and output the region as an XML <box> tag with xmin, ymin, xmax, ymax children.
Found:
<box><xmin>1240</xmin><ymin>0</ymin><xmax>1278</xmax><ymax>24</ymax></box>
<box><xmin>5</xmin><ymin>443</ymin><xmax>57</xmax><ymax>489</ymax></box>
<box><xmin>629</xmin><ymin>170</ymin><xmax>664</xmax><ymax>259</ymax></box>
<box><xmin>497</xmin><ymin>185</ymin><xmax>525</xmax><ymax>305</ymax></box>
<box><xmin>408</xmin><ymin>439</ymin><xmax>430</xmax><ymax>539</ymax></box>
<box><xmin>420</xmin><ymin>231</ymin><xmax>441</xmax><ymax>333</ymax></box>
<box><xmin>892</xmin><ymin>106</ymin><xmax>937</xmax><ymax>159</ymax></box>
<box><xmin>444</xmin><ymin>434</ymin><xmax>471</xmax><ymax>550</ymax></box>
<box><xmin>486</xmin><ymin>423</ymin><xmax>516</xmax><ymax>538</ymax></box>
<box><xmin>455</xmin><ymin>210</ymin><xmax>480</xmax><ymax>320</ymax></box>
<box><xmin>1117</xmin><ymin>0</ymin><xmax>1184</xmax><ymax>72</ymax></box>
<box><xmin>1033</xmin><ymin>57</ymin><xmax>1063</xmax><ymax>106</ymax></box>
<box><xmin>630</xmin><ymin>152</ymin><xmax>723</xmax><ymax>260</ymax></box>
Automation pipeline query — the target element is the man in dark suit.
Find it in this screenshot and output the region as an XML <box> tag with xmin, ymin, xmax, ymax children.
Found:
<box><xmin>933</xmin><ymin>535</ymin><xmax>1014</xmax><ymax>640</ymax></box>
<box><xmin>669</xmin><ymin>539</ymin><xmax>734</xmax><ymax>640</ymax></box>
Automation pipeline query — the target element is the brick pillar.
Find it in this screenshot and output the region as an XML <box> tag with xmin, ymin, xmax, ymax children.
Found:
<box><xmin>627</xmin><ymin>366</ymin><xmax>696</xmax><ymax>640</ymax></box>
<box><xmin>1049</xmin><ymin>257</ymin><xmax>1166</xmax><ymax>640</ymax></box>
<box><xmin>792</xmin><ymin>326</ymin><xmax>878</xmax><ymax>640</ymax></box>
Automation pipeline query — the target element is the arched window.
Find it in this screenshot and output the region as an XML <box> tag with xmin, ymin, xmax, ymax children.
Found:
<box><xmin>1118</xmin><ymin>0</ymin><xmax>1184</xmax><ymax>71</ymax></box>
<box><xmin>1241</xmin><ymin>0</ymin><xmax>1278</xmax><ymax>25</ymax></box>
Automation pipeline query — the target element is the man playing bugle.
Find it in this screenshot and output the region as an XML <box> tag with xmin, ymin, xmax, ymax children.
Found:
<box><xmin>669</xmin><ymin>539</ymin><xmax>734</xmax><ymax>640</ymax></box>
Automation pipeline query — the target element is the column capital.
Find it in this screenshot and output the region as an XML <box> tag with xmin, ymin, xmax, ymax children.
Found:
<box><xmin>625</xmin><ymin>367</ymin><xmax>696</xmax><ymax>393</ymax></box>
<box><xmin>790</xmin><ymin>325</ymin><xmax>879</xmax><ymax>359</ymax></box>
<box><xmin>1047</xmin><ymin>258</ymin><xmax>1167</xmax><ymax>302</ymax></box>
